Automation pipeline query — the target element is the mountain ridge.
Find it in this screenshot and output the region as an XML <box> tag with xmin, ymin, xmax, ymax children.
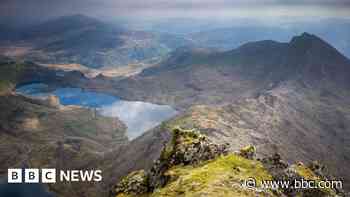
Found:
<box><xmin>113</xmin><ymin>32</ymin><xmax>350</xmax><ymax>109</ymax></box>
<box><xmin>0</xmin><ymin>15</ymin><xmax>189</xmax><ymax>68</ymax></box>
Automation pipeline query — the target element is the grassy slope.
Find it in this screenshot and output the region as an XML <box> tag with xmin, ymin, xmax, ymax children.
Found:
<box><xmin>152</xmin><ymin>154</ymin><xmax>275</xmax><ymax>197</ymax></box>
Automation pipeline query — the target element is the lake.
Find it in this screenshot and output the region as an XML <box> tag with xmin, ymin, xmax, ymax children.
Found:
<box><xmin>16</xmin><ymin>83</ymin><xmax>177</xmax><ymax>139</ymax></box>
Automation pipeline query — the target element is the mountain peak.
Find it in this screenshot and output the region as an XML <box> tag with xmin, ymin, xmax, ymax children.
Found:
<box><xmin>291</xmin><ymin>32</ymin><xmax>318</xmax><ymax>42</ymax></box>
<box><xmin>289</xmin><ymin>32</ymin><xmax>325</xmax><ymax>49</ymax></box>
<box><xmin>290</xmin><ymin>32</ymin><xmax>333</xmax><ymax>52</ymax></box>
<box><xmin>288</xmin><ymin>32</ymin><xmax>348</xmax><ymax>64</ymax></box>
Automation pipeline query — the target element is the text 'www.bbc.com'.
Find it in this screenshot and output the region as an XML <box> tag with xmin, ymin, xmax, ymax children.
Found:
<box><xmin>242</xmin><ymin>177</ymin><xmax>343</xmax><ymax>190</ymax></box>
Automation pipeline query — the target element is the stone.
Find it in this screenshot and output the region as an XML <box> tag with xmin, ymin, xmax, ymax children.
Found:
<box><xmin>239</xmin><ymin>145</ymin><xmax>256</xmax><ymax>159</ymax></box>
<box><xmin>114</xmin><ymin>170</ymin><xmax>149</xmax><ymax>196</ymax></box>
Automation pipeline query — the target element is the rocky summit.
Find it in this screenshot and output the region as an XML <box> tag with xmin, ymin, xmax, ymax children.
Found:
<box><xmin>112</xmin><ymin>128</ymin><xmax>345</xmax><ymax>197</ymax></box>
<box><xmin>113</xmin><ymin>128</ymin><xmax>230</xmax><ymax>195</ymax></box>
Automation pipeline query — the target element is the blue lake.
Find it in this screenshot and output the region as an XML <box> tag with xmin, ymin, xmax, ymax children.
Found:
<box><xmin>16</xmin><ymin>83</ymin><xmax>178</xmax><ymax>139</ymax></box>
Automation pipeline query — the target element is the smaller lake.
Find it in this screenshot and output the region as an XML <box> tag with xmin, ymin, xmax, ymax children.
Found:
<box><xmin>16</xmin><ymin>83</ymin><xmax>177</xmax><ymax>139</ymax></box>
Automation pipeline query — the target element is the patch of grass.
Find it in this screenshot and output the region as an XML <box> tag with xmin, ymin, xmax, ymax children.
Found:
<box><xmin>152</xmin><ymin>154</ymin><xmax>276</xmax><ymax>197</ymax></box>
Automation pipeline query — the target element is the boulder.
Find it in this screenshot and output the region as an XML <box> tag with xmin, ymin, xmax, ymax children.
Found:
<box><xmin>114</xmin><ymin>170</ymin><xmax>149</xmax><ymax>196</ymax></box>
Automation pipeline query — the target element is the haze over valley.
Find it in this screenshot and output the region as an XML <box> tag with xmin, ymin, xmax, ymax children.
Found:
<box><xmin>0</xmin><ymin>1</ymin><xmax>350</xmax><ymax>196</ymax></box>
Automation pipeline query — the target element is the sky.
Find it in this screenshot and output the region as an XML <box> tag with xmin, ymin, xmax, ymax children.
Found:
<box><xmin>1</xmin><ymin>0</ymin><xmax>350</xmax><ymax>26</ymax></box>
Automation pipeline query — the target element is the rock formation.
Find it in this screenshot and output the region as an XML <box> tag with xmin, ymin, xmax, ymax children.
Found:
<box><xmin>112</xmin><ymin>128</ymin><xmax>345</xmax><ymax>197</ymax></box>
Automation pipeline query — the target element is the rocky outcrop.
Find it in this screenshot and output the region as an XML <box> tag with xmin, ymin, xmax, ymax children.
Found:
<box><xmin>262</xmin><ymin>153</ymin><xmax>346</xmax><ymax>197</ymax></box>
<box><xmin>114</xmin><ymin>170</ymin><xmax>149</xmax><ymax>195</ymax></box>
<box><xmin>112</xmin><ymin>128</ymin><xmax>346</xmax><ymax>197</ymax></box>
<box><xmin>239</xmin><ymin>145</ymin><xmax>256</xmax><ymax>159</ymax></box>
<box><xmin>148</xmin><ymin>127</ymin><xmax>229</xmax><ymax>189</ymax></box>
<box><xmin>158</xmin><ymin>127</ymin><xmax>229</xmax><ymax>166</ymax></box>
<box><xmin>112</xmin><ymin>127</ymin><xmax>229</xmax><ymax>196</ymax></box>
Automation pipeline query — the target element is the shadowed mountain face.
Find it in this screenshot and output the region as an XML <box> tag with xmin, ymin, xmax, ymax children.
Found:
<box><xmin>106</xmin><ymin>33</ymin><xmax>350</xmax><ymax>190</ymax></box>
<box><xmin>0</xmin><ymin>15</ymin><xmax>189</xmax><ymax>68</ymax></box>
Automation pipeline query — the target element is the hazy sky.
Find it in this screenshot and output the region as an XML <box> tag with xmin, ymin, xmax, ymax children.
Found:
<box><xmin>1</xmin><ymin>0</ymin><xmax>350</xmax><ymax>25</ymax></box>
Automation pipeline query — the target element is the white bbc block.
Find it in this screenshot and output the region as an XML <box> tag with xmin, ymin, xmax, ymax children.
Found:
<box><xmin>8</xmin><ymin>169</ymin><xmax>22</xmax><ymax>183</ymax></box>
<box><xmin>41</xmin><ymin>169</ymin><xmax>56</xmax><ymax>183</ymax></box>
<box><xmin>24</xmin><ymin>169</ymin><xmax>39</xmax><ymax>183</ymax></box>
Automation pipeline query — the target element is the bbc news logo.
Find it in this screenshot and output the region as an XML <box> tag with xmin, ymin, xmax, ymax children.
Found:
<box><xmin>8</xmin><ymin>169</ymin><xmax>102</xmax><ymax>183</ymax></box>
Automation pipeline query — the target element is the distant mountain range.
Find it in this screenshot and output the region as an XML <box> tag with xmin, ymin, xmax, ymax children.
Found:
<box><xmin>1</xmin><ymin>15</ymin><xmax>349</xmax><ymax>69</ymax></box>
<box><xmin>0</xmin><ymin>15</ymin><xmax>189</xmax><ymax>68</ymax></box>
<box><xmin>190</xmin><ymin>22</ymin><xmax>350</xmax><ymax>58</ymax></box>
